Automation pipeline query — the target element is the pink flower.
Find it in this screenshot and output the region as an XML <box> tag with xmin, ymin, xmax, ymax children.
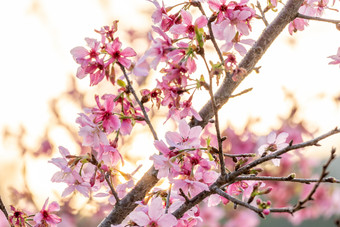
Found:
<box><xmin>170</xmin><ymin>10</ymin><xmax>207</xmax><ymax>39</ymax></box>
<box><xmin>71</xmin><ymin>38</ymin><xmax>101</xmax><ymax>67</ymax></box>
<box><xmin>220</xmin><ymin>32</ymin><xmax>255</xmax><ymax>56</ymax></box>
<box><xmin>165</xmin><ymin>119</ymin><xmax>202</xmax><ymax>149</ymax></box>
<box><xmin>77</xmin><ymin>113</ymin><xmax>109</xmax><ymax>149</ymax></box>
<box><xmin>258</xmin><ymin>131</ymin><xmax>289</xmax><ymax>166</ymax></box>
<box><xmin>172</xmin><ymin>179</ymin><xmax>209</xmax><ymax>197</ymax></box>
<box><xmin>288</xmin><ymin>18</ymin><xmax>309</xmax><ymax>35</ymax></box>
<box><xmin>129</xmin><ymin>197</ymin><xmax>177</xmax><ymax>226</ymax></box>
<box><xmin>9</xmin><ymin>206</ymin><xmax>27</xmax><ymax>227</ymax></box>
<box><xmin>106</xmin><ymin>38</ymin><xmax>136</xmax><ymax>68</ymax></box>
<box><xmin>92</xmin><ymin>95</ymin><xmax>121</xmax><ymax>133</ymax></box>
<box><xmin>328</xmin><ymin>47</ymin><xmax>340</xmax><ymax>67</ymax></box>
<box><xmin>62</xmin><ymin>171</ymin><xmax>91</xmax><ymax>198</ymax></box>
<box><xmin>33</xmin><ymin>198</ymin><xmax>61</xmax><ymax>227</ymax></box>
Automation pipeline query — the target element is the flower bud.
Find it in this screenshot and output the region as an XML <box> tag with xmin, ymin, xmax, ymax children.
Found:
<box><xmin>263</xmin><ymin>209</ymin><xmax>270</xmax><ymax>215</ymax></box>
<box><xmin>256</xmin><ymin>199</ymin><xmax>262</xmax><ymax>205</ymax></box>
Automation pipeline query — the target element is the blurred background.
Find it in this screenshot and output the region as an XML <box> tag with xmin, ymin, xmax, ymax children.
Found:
<box><xmin>0</xmin><ymin>0</ymin><xmax>340</xmax><ymax>226</ymax></box>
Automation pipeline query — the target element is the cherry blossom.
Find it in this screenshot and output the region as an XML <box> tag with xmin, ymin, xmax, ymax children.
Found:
<box><xmin>77</xmin><ymin>113</ymin><xmax>109</xmax><ymax>149</ymax></box>
<box><xmin>170</xmin><ymin>10</ymin><xmax>207</xmax><ymax>39</ymax></box>
<box><xmin>258</xmin><ymin>132</ymin><xmax>289</xmax><ymax>166</ymax></box>
<box><xmin>328</xmin><ymin>47</ymin><xmax>340</xmax><ymax>67</ymax></box>
<box><xmin>92</xmin><ymin>95</ymin><xmax>121</xmax><ymax>133</ymax></box>
<box><xmin>33</xmin><ymin>198</ymin><xmax>61</xmax><ymax>227</ymax></box>
<box><xmin>9</xmin><ymin>206</ymin><xmax>27</xmax><ymax>227</ymax></box>
<box><xmin>165</xmin><ymin>119</ymin><xmax>202</xmax><ymax>149</ymax></box>
<box><xmin>129</xmin><ymin>197</ymin><xmax>177</xmax><ymax>227</ymax></box>
<box><xmin>106</xmin><ymin>38</ymin><xmax>137</xmax><ymax>68</ymax></box>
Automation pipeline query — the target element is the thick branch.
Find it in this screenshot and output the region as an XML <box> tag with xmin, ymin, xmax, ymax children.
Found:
<box><xmin>189</xmin><ymin>0</ymin><xmax>304</xmax><ymax>128</ymax></box>
<box><xmin>98</xmin><ymin>166</ymin><xmax>159</xmax><ymax>226</ymax></box>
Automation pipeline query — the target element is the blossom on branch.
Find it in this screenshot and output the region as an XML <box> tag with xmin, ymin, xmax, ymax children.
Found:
<box><xmin>33</xmin><ymin>198</ymin><xmax>61</xmax><ymax>227</ymax></box>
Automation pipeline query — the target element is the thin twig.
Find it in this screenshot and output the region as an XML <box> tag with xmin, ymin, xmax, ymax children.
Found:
<box><xmin>179</xmin><ymin>188</ymin><xmax>190</xmax><ymax>203</ymax></box>
<box><xmin>172</xmin><ymin>127</ymin><xmax>340</xmax><ymax>219</ymax></box>
<box><xmin>292</xmin><ymin>148</ymin><xmax>336</xmax><ymax>212</ymax></box>
<box><xmin>165</xmin><ymin>185</ymin><xmax>172</xmax><ymax>214</ymax></box>
<box><xmin>200</xmin><ymin>52</ymin><xmax>227</xmax><ymax>176</ymax></box>
<box><xmin>256</xmin><ymin>1</ymin><xmax>269</xmax><ymax>26</ymax></box>
<box><xmin>297</xmin><ymin>13</ymin><xmax>340</xmax><ymax>24</ymax></box>
<box><xmin>229</xmin><ymin>88</ymin><xmax>253</xmax><ymax>98</ymax></box>
<box><xmin>227</xmin><ymin>127</ymin><xmax>340</xmax><ymax>181</ymax></box>
<box><xmin>212</xmin><ymin>186</ymin><xmax>265</xmax><ymax>218</ymax></box>
<box><xmin>235</xmin><ymin>175</ymin><xmax>340</xmax><ymax>184</ymax></box>
<box><xmin>0</xmin><ymin>196</ymin><xmax>9</xmax><ymax>221</ymax></box>
<box><xmin>104</xmin><ymin>173</ymin><xmax>120</xmax><ymax>205</ymax></box>
<box><xmin>269</xmin><ymin>148</ymin><xmax>337</xmax><ymax>214</ymax></box>
<box><xmin>119</xmin><ymin>63</ymin><xmax>158</xmax><ymax>141</ymax></box>
<box><xmin>224</xmin><ymin>153</ymin><xmax>256</xmax><ymax>158</ymax></box>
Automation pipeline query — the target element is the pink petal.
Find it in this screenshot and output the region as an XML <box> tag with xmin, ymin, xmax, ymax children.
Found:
<box><xmin>179</xmin><ymin>119</ymin><xmax>190</xmax><ymax>138</ymax></box>
<box><xmin>70</xmin><ymin>46</ymin><xmax>88</xmax><ymax>60</ymax></box>
<box><xmin>62</xmin><ymin>185</ymin><xmax>75</xmax><ymax>197</ymax></box>
<box><xmin>47</xmin><ymin>201</ymin><xmax>60</xmax><ymax>212</ymax></box>
<box><xmin>129</xmin><ymin>211</ymin><xmax>150</xmax><ymax>226</ymax></box>
<box><xmin>238</xmin><ymin>10</ymin><xmax>251</xmax><ymax>21</ymax></box>
<box><xmin>165</xmin><ymin>132</ymin><xmax>182</xmax><ymax>147</ymax></box>
<box><xmin>189</xmin><ymin>126</ymin><xmax>202</xmax><ymax>139</ymax></box>
<box><xmin>118</xmin><ymin>57</ymin><xmax>132</xmax><ymax>68</ymax></box>
<box><xmin>158</xmin><ymin>213</ymin><xmax>178</xmax><ymax>226</ymax></box>
<box><xmin>267</xmin><ymin>132</ymin><xmax>277</xmax><ymax>144</ymax></box>
<box><xmin>208</xmin><ymin>0</ymin><xmax>221</xmax><ymax>11</ymax></box>
<box><xmin>181</xmin><ymin>10</ymin><xmax>192</xmax><ymax>25</ymax></box>
<box><xmin>169</xmin><ymin>24</ymin><xmax>187</xmax><ymax>35</ymax></box>
<box><xmin>33</xmin><ymin>212</ymin><xmax>43</xmax><ymax>223</ymax></box>
<box><xmin>272</xmin><ymin>158</ymin><xmax>280</xmax><ymax>166</ymax></box>
<box><xmin>121</xmin><ymin>47</ymin><xmax>137</xmax><ymax>57</ymax></box>
<box><xmin>195</xmin><ymin>15</ymin><xmax>208</xmax><ymax>28</ymax></box>
<box><xmin>276</xmin><ymin>132</ymin><xmax>288</xmax><ymax>144</ymax></box>
<box><xmin>234</xmin><ymin>43</ymin><xmax>247</xmax><ymax>56</ymax></box>
<box><xmin>154</xmin><ymin>140</ymin><xmax>170</xmax><ymax>155</ymax></box>
<box><xmin>149</xmin><ymin>197</ymin><xmax>163</xmax><ymax>221</ymax></box>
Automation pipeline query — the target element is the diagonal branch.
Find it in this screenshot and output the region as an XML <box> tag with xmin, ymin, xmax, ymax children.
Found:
<box><xmin>189</xmin><ymin>0</ymin><xmax>304</xmax><ymax>128</ymax></box>
<box><xmin>212</xmin><ymin>186</ymin><xmax>265</xmax><ymax>218</ymax></box>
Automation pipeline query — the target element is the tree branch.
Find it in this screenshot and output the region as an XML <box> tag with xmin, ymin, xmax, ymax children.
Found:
<box><xmin>99</xmin><ymin>0</ymin><xmax>307</xmax><ymax>225</ymax></box>
<box><xmin>0</xmin><ymin>196</ymin><xmax>9</xmax><ymax>221</ymax></box>
<box><xmin>172</xmin><ymin>127</ymin><xmax>340</xmax><ymax>219</ymax></box>
<box><xmin>119</xmin><ymin>63</ymin><xmax>158</xmax><ymax>141</ymax></box>
<box><xmin>212</xmin><ymin>186</ymin><xmax>265</xmax><ymax>218</ymax></box>
<box><xmin>269</xmin><ymin>148</ymin><xmax>337</xmax><ymax>214</ymax></box>
<box><xmin>189</xmin><ymin>0</ymin><xmax>304</xmax><ymax>128</ymax></box>
<box><xmin>297</xmin><ymin>13</ymin><xmax>340</xmax><ymax>24</ymax></box>
<box><xmin>235</xmin><ymin>175</ymin><xmax>340</xmax><ymax>184</ymax></box>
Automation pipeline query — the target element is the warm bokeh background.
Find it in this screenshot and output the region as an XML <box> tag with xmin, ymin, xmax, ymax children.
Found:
<box><xmin>1</xmin><ymin>0</ymin><xmax>340</xmax><ymax>226</ymax></box>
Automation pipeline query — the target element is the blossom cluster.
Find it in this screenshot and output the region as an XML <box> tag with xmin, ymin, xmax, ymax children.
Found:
<box><xmin>6</xmin><ymin>0</ymin><xmax>340</xmax><ymax>226</ymax></box>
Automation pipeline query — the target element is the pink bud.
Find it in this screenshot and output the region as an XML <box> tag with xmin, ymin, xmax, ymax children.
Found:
<box><xmin>263</xmin><ymin>209</ymin><xmax>270</xmax><ymax>215</ymax></box>
<box><xmin>256</xmin><ymin>199</ymin><xmax>262</xmax><ymax>205</ymax></box>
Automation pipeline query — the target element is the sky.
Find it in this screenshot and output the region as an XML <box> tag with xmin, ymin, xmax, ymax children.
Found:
<box><xmin>0</xmin><ymin>0</ymin><xmax>340</xmax><ymax>215</ymax></box>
